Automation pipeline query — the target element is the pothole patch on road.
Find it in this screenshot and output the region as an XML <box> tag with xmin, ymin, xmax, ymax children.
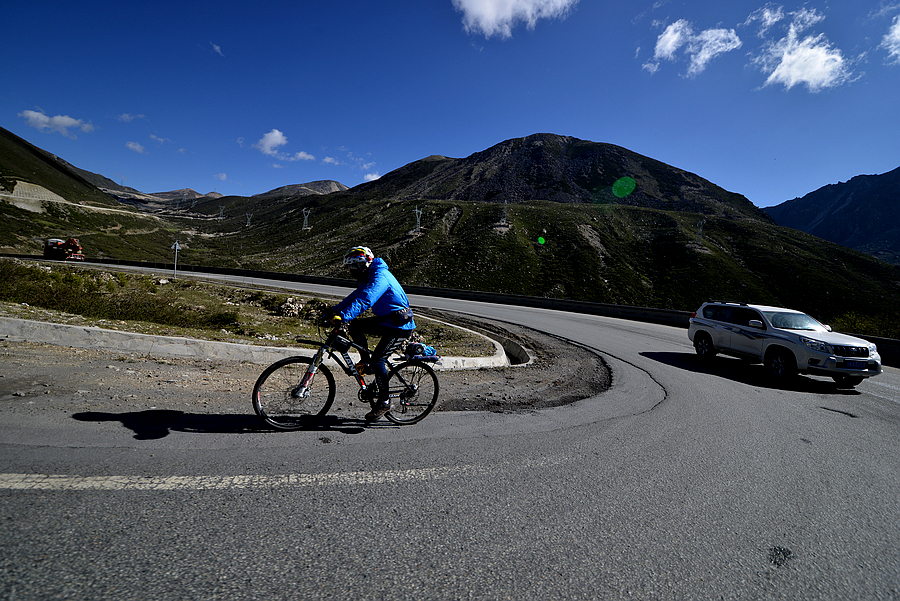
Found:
<box><xmin>768</xmin><ymin>546</ymin><xmax>794</xmax><ymax>567</ymax></box>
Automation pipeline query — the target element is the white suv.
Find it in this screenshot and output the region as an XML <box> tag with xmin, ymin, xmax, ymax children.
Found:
<box><xmin>688</xmin><ymin>301</ymin><xmax>882</xmax><ymax>388</ymax></box>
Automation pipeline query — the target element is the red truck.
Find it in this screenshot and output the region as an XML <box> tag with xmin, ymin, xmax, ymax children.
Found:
<box><xmin>43</xmin><ymin>238</ymin><xmax>85</xmax><ymax>261</ymax></box>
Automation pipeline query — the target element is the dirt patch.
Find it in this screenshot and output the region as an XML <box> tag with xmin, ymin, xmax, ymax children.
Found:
<box><xmin>422</xmin><ymin>310</ymin><xmax>611</xmax><ymax>413</ymax></box>
<box><xmin>0</xmin><ymin>315</ymin><xmax>610</xmax><ymax>419</ymax></box>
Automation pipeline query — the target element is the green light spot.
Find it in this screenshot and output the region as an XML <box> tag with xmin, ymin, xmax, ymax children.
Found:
<box><xmin>537</xmin><ymin>237</ymin><xmax>545</xmax><ymax>245</ymax></box>
<box><xmin>612</xmin><ymin>176</ymin><xmax>636</xmax><ymax>198</ymax></box>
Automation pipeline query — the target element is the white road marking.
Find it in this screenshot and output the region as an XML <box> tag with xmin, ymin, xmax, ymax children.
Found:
<box><xmin>0</xmin><ymin>457</ymin><xmax>564</xmax><ymax>491</ymax></box>
<box><xmin>0</xmin><ymin>468</ymin><xmax>472</xmax><ymax>490</ymax></box>
<box><xmin>869</xmin><ymin>379</ymin><xmax>900</xmax><ymax>393</ymax></box>
<box><xmin>862</xmin><ymin>379</ymin><xmax>900</xmax><ymax>404</ymax></box>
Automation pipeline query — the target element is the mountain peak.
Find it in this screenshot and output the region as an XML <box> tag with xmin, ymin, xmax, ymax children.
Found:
<box><xmin>765</xmin><ymin>165</ymin><xmax>900</xmax><ymax>264</ymax></box>
<box><xmin>357</xmin><ymin>133</ymin><xmax>771</xmax><ymax>222</ymax></box>
<box><xmin>252</xmin><ymin>181</ymin><xmax>349</xmax><ymax>199</ymax></box>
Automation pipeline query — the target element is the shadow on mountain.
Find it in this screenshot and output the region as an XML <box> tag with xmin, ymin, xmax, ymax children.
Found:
<box><xmin>71</xmin><ymin>410</ymin><xmax>367</xmax><ymax>439</ymax></box>
<box><xmin>640</xmin><ymin>351</ymin><xmax>862</xmax><ymax>395</ymax></box>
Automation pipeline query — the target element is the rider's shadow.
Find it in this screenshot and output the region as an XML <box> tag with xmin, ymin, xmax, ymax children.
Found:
<box><xmin>71</xmin><ymin>410</ymin><xmax>367</xmax><ymax>440</ymax></box>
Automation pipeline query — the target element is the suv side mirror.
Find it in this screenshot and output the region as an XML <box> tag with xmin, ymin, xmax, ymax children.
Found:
<box><xmin>824</xmin><ymin>324</ymin><xmax>832</xmax><ymax>332</ymax></box>
<box><xmin>748</xmin><ymin>320</ymin><xmax>765</xmax><ymax>329</ymax></box>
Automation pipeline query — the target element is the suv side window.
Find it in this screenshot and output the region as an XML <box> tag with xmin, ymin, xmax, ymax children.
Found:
<box><xmin>702</xmin><ymin>305</ymin><xmax>720</xmax><ymax>319</ymax></box>
<box><xmin>731</xmin><ymin>308</ymin><xmax>763</xmax><ymax>327</ymax></box>
<box><xmin>714</xmin><ymin>306</ymin><xmax>734</xmax><ymax>323</ymax></box>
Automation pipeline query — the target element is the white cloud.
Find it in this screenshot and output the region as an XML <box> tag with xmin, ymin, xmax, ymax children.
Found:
<box><xmin>320</xmin><ymin>147</ymin><xmax>377</xmax><ymax>175</ymax></box>
<box><xmin>364</xmin><ymin>173</ymin><xmax>381</xmax><ymax>182</ymax></box>
<box><xmin>880</xmin><ymin>14</ymin><xmax>900</xmax><ymax>64</ymax></box>
<box><xmin>743</xmin><ymin>4</ymin><xmax>785</xmax><ymax>37</ymax></box>
<box><xmin>254</xmin><ymin>129</ymin><xmax>289</xmax><ymax>156</ymax></box>
<box><xmin>253</xmin><ymin>129</ymin><xmax>315</xmax><ymax>162</ymax></box>
<box><xmin>211</xmin><ymin>42</ymin><xmax>224</xmax><ymax>57</ymax></box>
<box><xmin>654</xmin><ymin>19</ymin><xmax>691</xmax><ymax>60</ymax></box>
<box><xmin>643</xmin><ymin>19</ymin><xmax>741</xmax><ymax>76</ymax></box>
<box><xmin>18</xmin><ymin>109</ymin><xmax>94</xmax><ymax>138</ymax></box>
<box><xmin>150</xmin><ymin>134</ymin><xmax>170</xmax><ymax>144</ymax></box>
<box><xmin>452</xmin><ymin>0</ymin><xmax>579</xmax><ymax>39</ymax></box>
<box><xmin>215</xmin><ymin>173</ymin><xmax>227</xmax><ymax>181</ymax></box>
<box><xmin>687</xmin><ymin>28</ymin><xmax>742</xmax><ymax>75</ymax></box>
<box><xmin>117</xmin><ymin>113</ymin><xmax>146</xmax><ymax>122</ymax></box>
<box><xmin>754</xmin><ymin>9</ymin><xmax>851</xmax><ymax>91</ymax></box>
<box><xmin>789</xmin><ymin>7</ymin><xmax>825</xmax><ymax>33</ymax></box>
<box><xmin>126</xmin><ymin>141</ymin><xmax>145</xmax><ymax>154</ymax></box>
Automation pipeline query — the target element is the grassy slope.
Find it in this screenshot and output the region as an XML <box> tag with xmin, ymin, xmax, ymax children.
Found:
<box><xmin>0</xmin><ymin>197</ymin><xmax>185</xmax><ymax>261</ymax></box>
<box><xmin>172</xmin><ymin>192</ymin><xmax>900</xmax><ymax>335</ymax></box>
<box><xmin>0</xmin><ymin>128</ymin><xmax>120</xmax><ymax>209</ymax></box>
<box><xmin>0</xmin><ymin>259</ymin><xmax>494</xmax><ymax>356</ymax></box>
<box><xmin>0</xmin><ymin>128</ymin><xmax>181</xmax><ymax>261</ymax></box>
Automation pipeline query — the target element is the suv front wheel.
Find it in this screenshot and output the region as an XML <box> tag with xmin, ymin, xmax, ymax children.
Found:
<box><xmin>765</xmin><ymin>347</ymin><xmax>797</xmax><ymax>380</ymax></box>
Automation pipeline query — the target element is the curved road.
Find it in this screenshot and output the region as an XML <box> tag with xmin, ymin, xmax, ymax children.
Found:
<box><xmin>2</xmin><ymin>273</ymin><xmax>898</xmax><ymax>600</ymax></box>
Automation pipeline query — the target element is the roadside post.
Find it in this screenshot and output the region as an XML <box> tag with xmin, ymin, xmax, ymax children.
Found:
<box><xmin>171</xmin><ymin>241</ymin><xmax>181</xmax><ymax>279</ymax></box>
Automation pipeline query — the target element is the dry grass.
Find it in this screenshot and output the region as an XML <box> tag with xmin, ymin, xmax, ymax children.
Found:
<box><xmin>0</xmin><ymin>259</ymin><xmax>495</xmax><ymax>356</ymax></box>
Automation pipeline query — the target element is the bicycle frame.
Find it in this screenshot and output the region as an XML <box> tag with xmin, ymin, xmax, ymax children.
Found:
<box><xmin>293</xmin><ymin>326</ymin><xmax>370</xmax><ymax>397</ymax></box>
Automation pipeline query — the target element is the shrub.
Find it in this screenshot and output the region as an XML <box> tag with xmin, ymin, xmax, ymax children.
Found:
<box><xmin>830</xmin><ymin>311</ymin><xmax>900</xmax><ymax>339</ymax></box>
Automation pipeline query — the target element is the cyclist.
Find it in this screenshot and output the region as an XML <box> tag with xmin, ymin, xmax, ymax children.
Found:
<box><xmin>325</xmin><ymin>246</ymin><xmax>416</xmax><ymax>421</ymax></box>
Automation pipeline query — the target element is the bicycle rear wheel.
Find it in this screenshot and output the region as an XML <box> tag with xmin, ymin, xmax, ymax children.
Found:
<box><xmin>384</xmin><ymin>360</ymin><xmax>439</xmax><ymax>425</ymax></box>
<box><xmin>253</xmin><ymin>357</ymin><xmax>335</xmax><ymax>430</ymax></box>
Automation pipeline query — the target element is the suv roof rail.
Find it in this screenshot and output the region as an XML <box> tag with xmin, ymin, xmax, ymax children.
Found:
<box><xmin>707</xmin><ymin>300</ymin><xmax>749</xmax><ymax>306</ymax></box>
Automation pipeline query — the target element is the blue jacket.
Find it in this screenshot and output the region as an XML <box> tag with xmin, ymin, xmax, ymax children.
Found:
<box><xmin>333</xmin><ymin>258</ymin><xmax>415</xmax><ymax>331</ymax></box>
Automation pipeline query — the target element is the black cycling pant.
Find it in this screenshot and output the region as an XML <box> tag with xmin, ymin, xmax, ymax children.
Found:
<box><xmin>348</xmin><ymin>317</ymin><xmax>413</xmax><ymax>402</ymax></box>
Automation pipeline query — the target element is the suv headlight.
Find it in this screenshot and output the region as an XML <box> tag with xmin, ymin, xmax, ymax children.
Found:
<box><xmin>802</xmin><ymin>337</ymin><xmax>832</xmax><ymax>353</ymax></box>
<box><xmin>868</xmin><ymin>343</ymin><xmax>878</xmax><ymax>355</ymax></box>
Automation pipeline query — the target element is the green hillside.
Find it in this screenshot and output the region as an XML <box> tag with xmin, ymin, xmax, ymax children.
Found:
<box><xmin>176</xmin><ymin>192</ymin><xmax>900</xmax><ymax>331</ymax></box>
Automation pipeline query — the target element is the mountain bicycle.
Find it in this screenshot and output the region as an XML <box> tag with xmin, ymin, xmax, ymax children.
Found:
<box><xmin>252</xmin><ymin>323</ymin><xmax>440</xmax><ymax>429</ymax></box>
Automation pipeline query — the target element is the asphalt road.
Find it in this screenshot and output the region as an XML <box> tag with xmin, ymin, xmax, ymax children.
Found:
<box><xmin>2</xmin><ymin>271</ymin><xmax>899</xmax><ymax>600</ymax></box>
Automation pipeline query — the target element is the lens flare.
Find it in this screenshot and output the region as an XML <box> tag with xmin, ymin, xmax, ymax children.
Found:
<box><xmin>612</xmin><ymin>176</ymin><xmax>636</xmax><ymax>198</ymax></box>
<box><xmin>537</xmin><ymin>237</ymin><xmax>546</xmax><ymax>245</ymax></box>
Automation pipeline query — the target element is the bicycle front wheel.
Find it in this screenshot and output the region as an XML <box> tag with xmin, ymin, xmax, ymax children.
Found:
<box><xmin>384</xmin><ymin>360</ymin><xmax>439</xmax><ymax>425</ymax></box>
<box><xmin>253</xmin><ymin>357</ymin><xmax>335</xmax><ymax>430</ymax></box>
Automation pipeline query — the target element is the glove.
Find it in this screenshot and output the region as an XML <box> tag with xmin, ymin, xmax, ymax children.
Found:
<box><xmin>321</xmin><ymin>311</ymin><xmax>342</xmax><ymax>326</ymax></box>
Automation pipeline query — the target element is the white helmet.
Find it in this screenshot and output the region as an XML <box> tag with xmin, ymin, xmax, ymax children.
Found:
<box><xmin>343</xmin><ymin>246</ymin><xmax>374</xmax><ymax>267</ymax></box>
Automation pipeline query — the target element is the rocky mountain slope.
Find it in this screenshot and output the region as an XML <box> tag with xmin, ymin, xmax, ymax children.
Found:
<box><xmin>355</xmin><ymin>133</ymin><xmax>772</xmax><ymax>221</ymax></box>
<box><xmin>765</xmin><ymin>166</ymin><xmax>900</xmax><ymax>265</ymax></box>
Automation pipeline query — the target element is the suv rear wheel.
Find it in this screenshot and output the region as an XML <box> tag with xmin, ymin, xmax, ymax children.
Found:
<box><xmin>765</xmin><ymin>347</ymin><xmax>797</xmax><ymax>380</ymax></box>
<box><xmin>693</xmin><ymin>332</ymin><xmax>717</xmax><ymax>358</ymax></box>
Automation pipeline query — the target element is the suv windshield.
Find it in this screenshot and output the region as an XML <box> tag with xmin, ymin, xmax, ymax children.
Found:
<box><xmin>761</xmin><ymin>311</ymin><xmax>825</xmax><ymax>331</ymax></box>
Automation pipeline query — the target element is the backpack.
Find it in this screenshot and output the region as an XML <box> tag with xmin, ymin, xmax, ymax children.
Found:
<box><xmin>405</xmin><ymin>342</ymin><xmax>439</xmax><ymax>362</ymax></box>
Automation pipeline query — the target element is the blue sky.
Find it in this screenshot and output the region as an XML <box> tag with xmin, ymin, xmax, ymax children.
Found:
<box><xmin>3</xmin><ymin>0</ymin><xmax>899</xmax><ymax>207</ymax></box>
